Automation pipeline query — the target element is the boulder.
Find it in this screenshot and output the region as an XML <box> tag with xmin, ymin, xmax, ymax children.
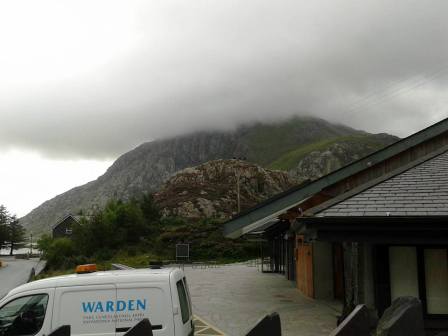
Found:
<box><xmin>375</xmin><ymin>297</ymin><xmax>424</xmax><ymax>336</ymax></box>
<box><xmin>245</xmin><ymin>312</ymin><xmax>281</xmax><ymax>336</ymax></box>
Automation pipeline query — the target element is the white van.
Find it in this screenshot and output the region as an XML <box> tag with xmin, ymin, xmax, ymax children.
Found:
<box><xmin>0</xmin><ymin>266</ymin><xmax>194</xmax><ymax>336</ymax></box>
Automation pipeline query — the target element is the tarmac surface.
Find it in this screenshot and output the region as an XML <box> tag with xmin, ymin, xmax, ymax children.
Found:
<box><xmin>184</xmin><ymin>262</ymin><xmax>341</xmax><ymax>336</ymax></box>
<box><xmin>0</xmin><ymin>257</ymin><xmax>44</xmax><ymax>299</ymax></box>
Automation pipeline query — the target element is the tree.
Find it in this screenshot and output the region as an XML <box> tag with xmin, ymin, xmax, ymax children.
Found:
<box><xmin>140</xmin><ymin>194</ymin><xmax>160</xmax><ymax>222</ymax></box>
<box><xmin>0</xmin><ymin>205</ymin><xmax>8</xmax><ymax>223</ymax></box>
<box><xmin>139</xmin><ymin>194</ymin><xmax>161</xmax><ymax>238</ymax></box>
<box><xmin>37</xmin><ymin>234</ymin><xmax>53</xmax><ymax>254</ymax></box>
<box><xmin>0</xmin><ymin>206</ymin><xmax>26</xmax><ymax>255</ymax></box>
<box><xmin>0</xmin><ymin>224</ymin><xmax>7</xmax><ymax>250</ymax></box>
<box><xmin>102</xmin><ymin>199</ymin><xmax>145</xmax><ymax>245</ymax></box>
<box><xmin>40</xmin><ymin>237</ymin><xmax>76</xmax><ymax>269</ymax></box>
<box><xmin>0</xmin><ymin>205</ymin><xmax>11</xmax><ymax>250</ymax></box>
<box><xmin>6</xmin><ymin>216</ymin><xmax>26</xmax><ymax>256</ymax></box>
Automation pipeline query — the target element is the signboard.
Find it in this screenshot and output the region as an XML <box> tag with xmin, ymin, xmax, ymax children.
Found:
<box><xmin>176</xmin><ymin>244</ymin><xmax>189</xmax><ymax>260</ymax></box>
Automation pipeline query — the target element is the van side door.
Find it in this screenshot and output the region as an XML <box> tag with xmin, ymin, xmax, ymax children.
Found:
<box><xmin>115</xmin><ymin>282</ymin><xmax>174</xmax><ymax>336</ymax></box>
<box><xmin>0</xmin><ymin>288</ymin><xmax>55</xmax><ymax>336</ymax></box>
<box><xmin>53</xmin><ymin>285</ymin><xmax>116</xmax><ymax>336</ymax></box>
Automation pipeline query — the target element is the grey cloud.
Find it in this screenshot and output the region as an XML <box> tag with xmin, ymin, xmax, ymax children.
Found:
<box><xmin>1</xmin><ymin>0</ymin><xmax>447</xmax><ymax>159</ymax></box>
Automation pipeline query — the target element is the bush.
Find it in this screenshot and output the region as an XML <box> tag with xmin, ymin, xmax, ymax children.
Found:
<box><xmin>127</xmin><ymin>246</ymin><xmax>137</xmax><ymax>257</ymax></box>
<box><xmin>37</xmin><ymin>234</ymin><xmax>52</xmax><ymax>253</ymax></box>
<box><xmin>93</xmin><ymin>248</ymin><xmax>114</xmax><ymax>261</ymax></box>
<box><xmin>42</xmin><ymin>238</ymin><xmax>76</xmax><ymax>270</ymax></box>
<box><xmin>154</xmin><ymin>217</ymin><xmax>258</xmax><ymax>261</ymax></box>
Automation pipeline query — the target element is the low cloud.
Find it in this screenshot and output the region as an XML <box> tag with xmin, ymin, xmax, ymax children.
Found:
<box><xmin>1</xmin><ymin>0</ymin><xmax>447</xmax><ymax>159</ymax></box>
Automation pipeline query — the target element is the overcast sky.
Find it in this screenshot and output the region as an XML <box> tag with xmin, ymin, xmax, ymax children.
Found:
<box><xmin>1</xmin><ymin>0</ymin><xmax>447</xmax><ymax>216</ymax></box>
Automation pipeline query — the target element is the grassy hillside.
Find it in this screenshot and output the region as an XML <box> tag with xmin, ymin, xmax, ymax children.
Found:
<box><xmin>268</xmin><ymin>134</ymin><xmax>398</xmax><ymax>171</ymax></box>
<box><xmin>242</xmin><ymin>116</ymin><xmax>365</xmax><ymax>166</ymax></box>
<box><xmin>268</xmin><ymin>134</ymin><xmax>396</xmax><ymax>171</ymax></box>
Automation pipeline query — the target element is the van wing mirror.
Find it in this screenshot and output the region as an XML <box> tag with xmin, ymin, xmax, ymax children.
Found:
<box><xmin>123</xmin><ymin>318</ymin><xmax>153</xmax><ymax>336</ymax></box>
<box><xmin>48</xmin><ymin>325</ymin><xmax>71</xmax><ymax>336</ymax></box>
<box><xmin>245</xmin><ymin>312</ymin><xmax>281</xmax><ymax>336</ymax></box>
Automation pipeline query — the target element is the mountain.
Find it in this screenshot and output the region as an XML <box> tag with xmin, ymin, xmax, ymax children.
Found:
<box><xmin>277</xmin><ymin>133</ymin><xmax>398</xmax><ymax>181</ymax></box>
<box><xmin>154</xmin><ymin>159</ymin><xmax>296</xmax><ymax>220</ymax></box>
<box><xmin>20</xmin><ymin>116</ymin><xmax>399</xmax><ymax>234</ymax></box>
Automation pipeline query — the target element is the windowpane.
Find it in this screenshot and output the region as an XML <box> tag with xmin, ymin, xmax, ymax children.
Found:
<box><xmin>424</xmin><ymin>249</ymin><xmax>448</xmax><ymax>314</ymax></box>
<box><xmin>176</xmin><ymin>280</ymin><xmax>190</xmax><ymax>324</ymax></box>
<box><xmin>0</xmin><ymin>294</ymin><xmax>49</xmax><ymax>336</ymax></box>
<box><xmin>183</xmin><ymin>277</ymin><xmax>192</xmax><ymax>315</ymax></box>
<box><xmin>389</xmin><ymin>247</ymin><xmax>419</xmax><ymax>300</ymax></box>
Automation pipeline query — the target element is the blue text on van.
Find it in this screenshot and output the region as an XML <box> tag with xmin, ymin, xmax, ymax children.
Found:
<box><xmin>82</xmin><ymin>299</ymin><xmax>147</xmax><ymax>313</ymax></box>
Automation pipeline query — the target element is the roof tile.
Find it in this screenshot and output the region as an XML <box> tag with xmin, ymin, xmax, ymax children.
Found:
<box><xmin>319</xmin><ymin>150</ymin><xmax>448</xmax><ymax>217</ymax></box>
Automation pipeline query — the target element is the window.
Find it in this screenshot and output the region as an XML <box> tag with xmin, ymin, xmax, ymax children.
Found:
<box><xmin>0</xmin><ymin>294</ymin><xmax>49</xmax><ymax>336</ymax></box>
<box><xmin>183</xmin><ymin>277</ymin><xmax>193</xmax><ymax>316</ymax></box>
<box><xmin>65</xmin><ymin>228</ymin><xmax>72</xmax><ymax>235</ymax></box>
<box><xmin>389</xmin><ymin>247</ymin><xmax>419</xmax><ymax>300</ymax></box>
<box><xmin>387</xmin><ymin>246</ymin><xmax>448</xmax><ymax>317</ymax></box>
<box><xmin>424</xmin><ymin>249</ymin><xmax>448</xmax><ymax>315</ymax></box>
<box><xmin>176</xmin><ymin>280</ymin><xmax>190</xmax><ymax>324</ymax></box>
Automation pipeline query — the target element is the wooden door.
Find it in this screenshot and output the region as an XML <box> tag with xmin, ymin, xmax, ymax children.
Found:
<box><xmin>296</xmin><ymin>235</ymin><xmax>314</xmax><ymax>298</ymax></box>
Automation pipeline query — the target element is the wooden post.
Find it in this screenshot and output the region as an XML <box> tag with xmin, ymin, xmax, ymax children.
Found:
<box><xmin>236</xmin><ymin>170</ymin><xmax>241</xmax><ymax>213</ymax></box>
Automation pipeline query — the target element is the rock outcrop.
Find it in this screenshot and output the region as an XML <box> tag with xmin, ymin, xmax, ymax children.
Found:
<box><xmin>154</xmin><ymin>159</ymin><xmax>296</xmax><ymax>220</ymax></box>
<box><xmin>289</xmin><ymin>134</ymin><xmax>396</xmax><ymax>182</ymax></box>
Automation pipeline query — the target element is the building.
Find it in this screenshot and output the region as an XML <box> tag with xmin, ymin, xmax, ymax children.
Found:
<box><xmin>224</xmin><ymin>117</ymin><xmax>448</xmax><ymax>334</ymax></box>
<box><xmin>52</xmin><ymin>214</ymin><xmax>83</xmax><ymax>238</ymax></box>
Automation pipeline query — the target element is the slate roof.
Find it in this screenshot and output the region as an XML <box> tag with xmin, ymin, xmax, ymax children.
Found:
<box><xmin>317</xmin><ymin>150</ymin><xmax>448</xmax><ymax>217</ymax></box>
<box><xmin>51</xmin><ymin>214</ymin><xmax>85</xmax><ymax>229</ymax></box>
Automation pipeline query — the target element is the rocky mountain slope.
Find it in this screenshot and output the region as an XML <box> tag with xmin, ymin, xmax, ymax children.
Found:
<box><xmin>285</xmin><ymin>133</ymin><xmax>397</xmax><ymax>181</ymax></box>
<box><xmin>154</xmin><ymin>159</ymin><xmax>296</xmax><ymax>220</ymax></box>
<box><xmin>20</xmin><ymin>116</ymin><xmax>398</xmax><ymax>234</ymax></box>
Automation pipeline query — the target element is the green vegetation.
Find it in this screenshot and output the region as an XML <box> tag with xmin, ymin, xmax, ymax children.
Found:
<box><xmin>156</xmin><ymin>217</ymin><xmax>257</xmax><ymax>261</ymax></box>
<box><xmin>37</xmin><ymin>195</ymin><xmax>257</xmax><ymax>272</ymax></box>
<box><xmin>0</xmin><ymin>204</ymin><xmax>26</xmax><ymax>255</ymax></box>
<box><xmin>268</xmin><ymin>134</ymin><xmax>388</xmax><ymax>170</ymax></box>
<box><xmin>268</xmin><ymin>137</ymin><xmax>344</xmax><ymax>170</ymax></box>
<box><xmin>244</xmin><ymin>116</ymin><xmax>359</xmax><ymax>166</ymax></box>
<box><xmin>0</xmin><ymin>206</ymin><xmax>8</xmax><ymax>250</ymax></box>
